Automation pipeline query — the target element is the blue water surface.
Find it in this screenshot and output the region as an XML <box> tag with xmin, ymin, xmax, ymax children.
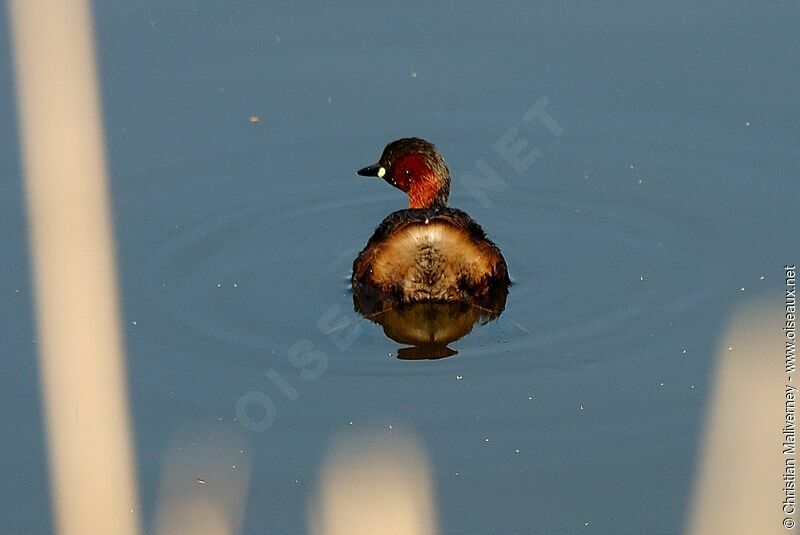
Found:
<box><xmin>1</xmin><ymin>2</ymin><xmax>798</xmax><ymax>533</ymax></box>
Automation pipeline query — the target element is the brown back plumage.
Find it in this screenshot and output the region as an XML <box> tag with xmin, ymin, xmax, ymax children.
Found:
<box><xmin>352</xmin><ymin>208</ymin><xmax>509</xmax><ymax>303</ymax></box>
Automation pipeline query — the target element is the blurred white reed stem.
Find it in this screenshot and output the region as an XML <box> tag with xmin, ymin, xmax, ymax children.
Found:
<box><xmin>688</xmin><ymin>295</ymin><xmax>785</xmax><ymax>534</ymax></box>
<box><xmin>155</xmin><ymin>424</ymin><xmax>253</xmax><ymax>535</ymax></box>
<box><xmin>311</xmin><ymin>429</ymin><xmax>438</xmax><ymax>535</ymax></box>
<box><xmin>9</xmin><ymin>1</ymin><xmax>141</xmax><ymax>534</ymax></box>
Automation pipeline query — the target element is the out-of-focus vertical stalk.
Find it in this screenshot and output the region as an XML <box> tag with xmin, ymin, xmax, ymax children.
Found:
<box><xmin>155</xmin><ymin>424</ymin><xmax>253</xmax><ymax>535</ymax></box>
<box><xmin>8</xmin><ymin>1</ymin><xmax>141</xmax><ymax>534</ymax></box>
<box><xmin>311</xmin><ymin>429</ymin><xmax>438</xmax><ymax>535</ymax></box>
<box><xmin>688</xmin><ymin>295</ymin><xmax>784</xmax><ymax>535</ymax></box>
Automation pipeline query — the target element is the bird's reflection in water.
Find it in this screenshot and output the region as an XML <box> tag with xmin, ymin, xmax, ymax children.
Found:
<box><xmin>353</xmin><ymin>287</ymin><xmax>508</xmax><ymax>360</ymax></box>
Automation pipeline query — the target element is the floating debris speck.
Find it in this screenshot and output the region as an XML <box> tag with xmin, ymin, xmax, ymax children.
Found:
<box><xmin>249</xmin><ymin>116</ymin><xmax>260</xmax><ymax>124</ymax></box>
<box><xmin>196</xmin><ymin>477</ymin><xmax>206</xmax><ymax>485</ymax></box>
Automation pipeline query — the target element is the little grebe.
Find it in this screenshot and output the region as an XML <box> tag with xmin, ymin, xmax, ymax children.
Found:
<box><xmin>352</xmin><ymin>138</ymin><xmax>509</xmax><ymax>304</ymax></box>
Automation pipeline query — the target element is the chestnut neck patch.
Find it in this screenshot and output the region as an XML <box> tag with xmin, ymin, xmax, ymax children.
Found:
<box><xmin>393</xmin><ymin>153</ymin><xmax>447</xmax><ymax>209</ymax></box>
